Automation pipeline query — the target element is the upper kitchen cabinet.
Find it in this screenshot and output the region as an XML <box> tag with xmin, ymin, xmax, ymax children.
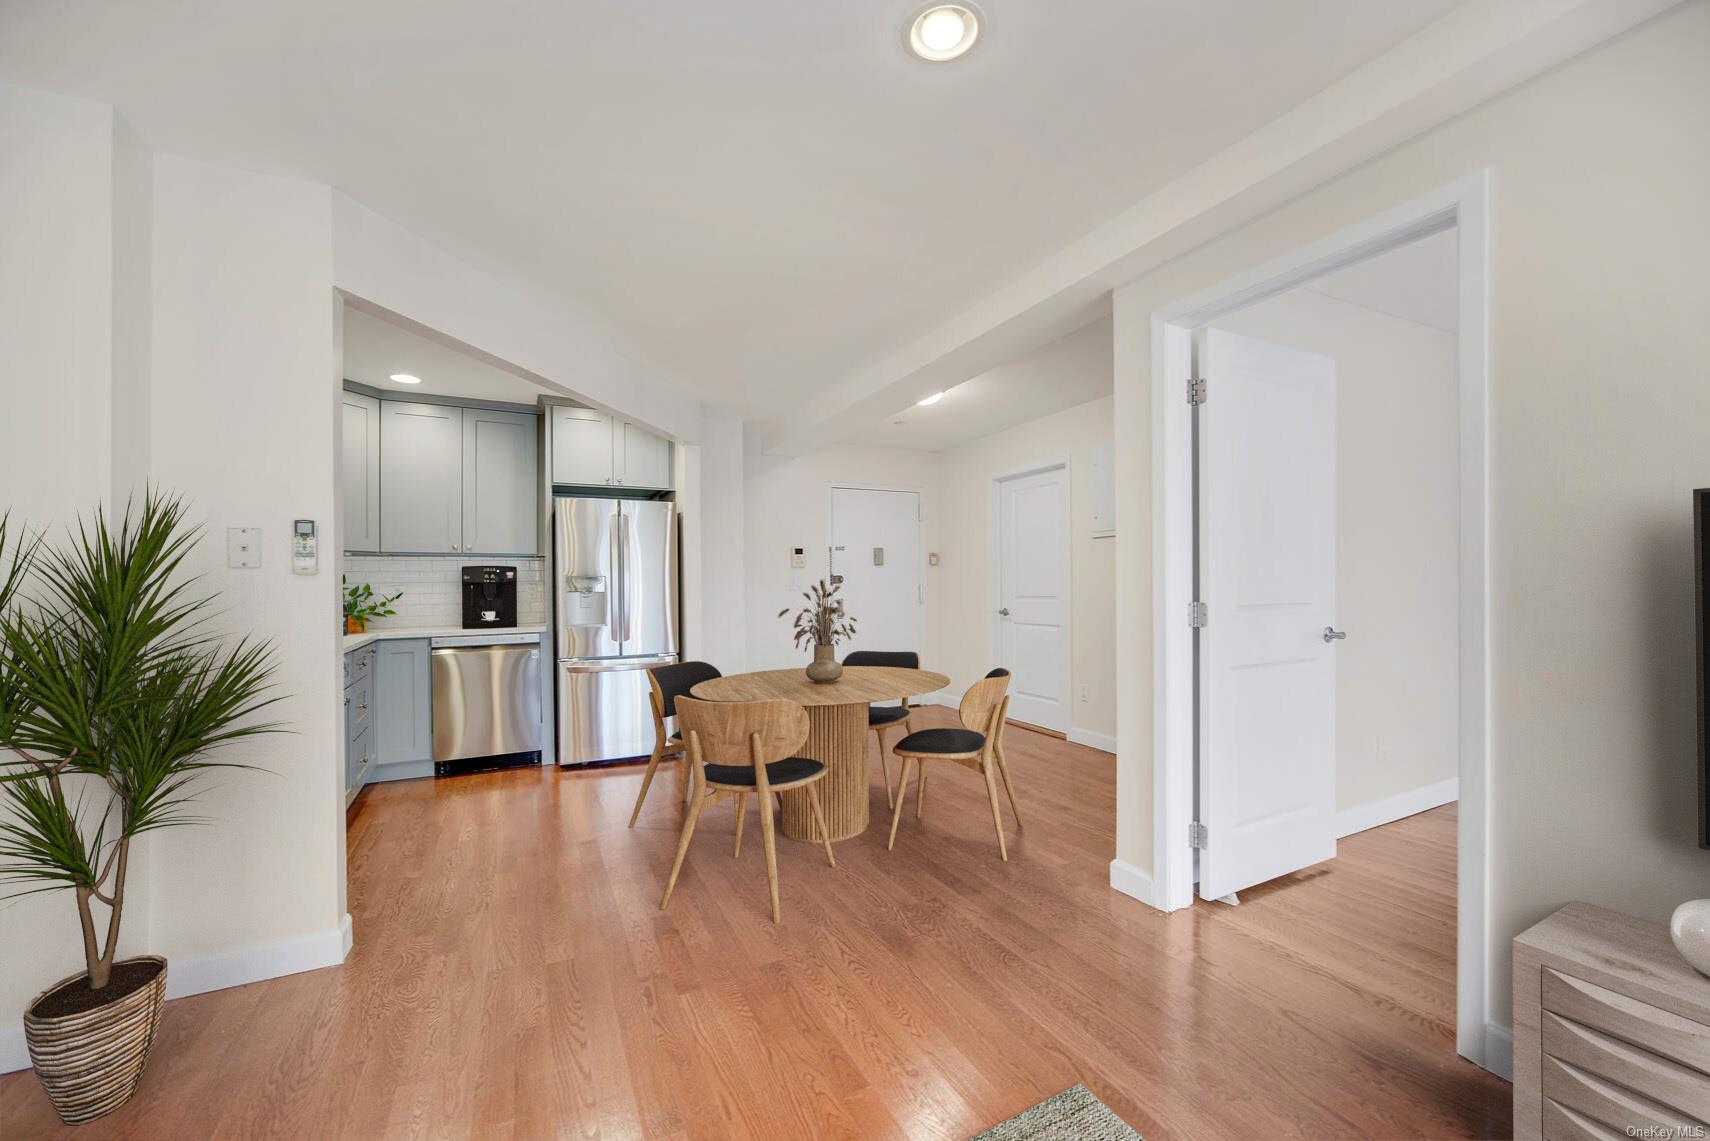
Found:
<box><xmin>550</xmin><ymin>407</ymin><xmax>614</xmax><ymax>486</ymax></box>
<box><xmin>341</xmin><ymin>390</ymin><xmax>382</xmax><ymax>552</ymax></box>
<box><xmin>380</xmin><ymin>401</ymin><xmax>464</xmax><ymax>553</ymax></box>
<box><xmin>549</xmin><ymin>406</ymin><xmax>673</xmax><ymax>490</ymax></box>
<box><xmin>614</xmin><ymin>420</ymin><xmax>672</xmax><ymax>490</ymax></box>
<box><xmin>462</xmin><ymin>408</ymin><xmax>538</xmax><ymax>554</ymax></box>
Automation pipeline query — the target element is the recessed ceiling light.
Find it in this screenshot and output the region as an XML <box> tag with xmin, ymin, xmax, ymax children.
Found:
<box><xmin>389</xmin><ymin>373</ymin><xmax>422</xmax><ymax>385</ymax></box>
<box><xmin>907</xmin><ymin>5</ymin><xmax>981</xmax><ymax>63</ymax></box>
<box><xmin>916</xmin><ymin>391</ymin><xmax>945</xmax><ymax>406</ymax></box>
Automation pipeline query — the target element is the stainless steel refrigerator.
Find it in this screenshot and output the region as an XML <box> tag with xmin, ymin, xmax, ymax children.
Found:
<box><xmin>554</xmin><ymin>497</ymin><xmax>678</xmax><ymax>767</ymax></box>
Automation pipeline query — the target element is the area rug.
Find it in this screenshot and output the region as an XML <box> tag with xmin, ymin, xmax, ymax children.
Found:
<box><xmin>967</xmin><ymin>1084</ymin><xmax>1142</xmax><ymax>1140</ymax></box>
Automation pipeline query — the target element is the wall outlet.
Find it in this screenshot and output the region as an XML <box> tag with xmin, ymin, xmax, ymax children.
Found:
<box><xmin>1079</xmin><ymin>682</ymin><xmax>1090</xmax><ymax>703</ymax></box>
<box><xmin>226</xmin><ymin>527</ymin><xmax>262</xmax><ymax>569</ymax></box>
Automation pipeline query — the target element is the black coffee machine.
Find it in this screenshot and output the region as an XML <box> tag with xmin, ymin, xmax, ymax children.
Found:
<box><xmin>461</xmin><ymin>565</ymin><xmax>518</xmax><ymax>629</ymax></box>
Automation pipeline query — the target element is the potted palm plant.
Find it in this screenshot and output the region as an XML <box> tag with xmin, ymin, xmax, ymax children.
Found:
<box><xmin>0</xmin><ymin>493</ymin><xmax>282</xmax><ymax>1125</ymax></box>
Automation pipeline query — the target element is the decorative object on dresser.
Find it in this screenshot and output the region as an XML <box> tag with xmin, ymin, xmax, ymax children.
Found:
<box><xmin>1674</xmin><ymin>899</ymin><xmax>1710</xmax><ymax>978</ymax></box>
<box><xmin>0</xmin><ymin>494</ymin><xmax>283</xmax><ymax>1124</ymax></box>
<box><xmin>778</xmin><ymin>577</ymin><xmax>857</xmax><ymax>684</ymax></box>
<box><xmin>1513</xmin><ymin>902</ymin><xmax>1710</xmax><ymax>1140</ymax></box>
<box><xmin>342</xmin><ymin>574</ymin><xmax>402</xmax><ymax>634</ymax></box>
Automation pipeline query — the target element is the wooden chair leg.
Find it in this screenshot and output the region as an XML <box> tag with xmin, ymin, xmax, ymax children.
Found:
<box><xmin>628</xmin><ymin>743</ymin><xmax>665</xmax><ymax>828</ymax></box>
<box><xmin>993</xmin><ymin>737</ymin><xmax>1021</xmax><ymax>827</ymax></box>
<box><xmin>916</xmin><ymin>767</ymin><xmax>927</xmax><ymax>820</ymax></box>
<box><xmin>981</xmin><ymin>758</ymin><xmax>1008</xmax><ymax>862</ymax></box>
<box><xmin>875</xmin><ymin>727</ymin><xmax>893</xmax><ymax>808</ymax></box>
<box><xmin>660</xmin><ymin>791</ymin><xmax>709</xmax><ymax>909</ymax></box>
<box><xmin>887</xmin><ymin>757</ymin><xmax>914</xmax><ymax>851</ymax></box>
<box><xmin>804</xmin><ymin>783</ymin><xmax>836</xmax><ymax>868</ymax></box>
<box><xmin>757</xmin><ymin>786</ymin><xmax>782</xmax><ymax>924</ymax></box>
<box><xmin>732</xmin><ymin>792</ymin><xmax>746</xmax><ymax>858</ymax></box>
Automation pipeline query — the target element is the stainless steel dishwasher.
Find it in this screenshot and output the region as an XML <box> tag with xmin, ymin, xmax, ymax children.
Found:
<box><xmin>430</xmin><ymin>633</ymin><xmax>543</xmax><ymax>769</ymax></box>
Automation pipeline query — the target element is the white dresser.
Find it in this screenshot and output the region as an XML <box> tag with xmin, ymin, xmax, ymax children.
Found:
<box><xmin>1514</xmin><ymin>902</ymin><xmax>1710</xmax><ymax>1139</ymax></box>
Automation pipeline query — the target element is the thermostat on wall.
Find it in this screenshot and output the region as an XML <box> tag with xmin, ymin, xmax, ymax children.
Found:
<box><xmin>291</xmin><ymin>519</ymin><xmax>318</xmax><ymax>575</ymax></box>
<box><xmin>790</xmin><ymin>546</ymin><xmax>807</xmax><ymax>570</ymax></box>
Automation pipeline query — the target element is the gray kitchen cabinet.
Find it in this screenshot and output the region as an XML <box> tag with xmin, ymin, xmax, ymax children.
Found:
<box><xmin>462</xmin><ymin>408</ymin><xmax>538</xmax><ymax>554</ymax></box>
<box><xmin>550</xmin><ymin>405</ymin><xmax>672</xmax><ymax>489</ymax></box>
<box><xmin>374</xmin><ymin>638</ymin><xmax>433</xmax><ymax>764</ymax></box>
<box><xmin>379</xmin><ymin>401</ymin><xmax>463</xmax><ymax>553</ymax></box>
<box><xmin>341</xmin><ymin>391</ymin><xmax>382</xmax><ymax>552</ymax></box>
<box><xmin>614</xmin><ymin>419</ymin><xmax>673</xmax><ymax>490</ymax></box>
<box><xmin>550</xmin><ymin>406</ymin><xmax>614</xmax><ymax>486</ymax></box>
<box><xmin>344</xmin><ymin>645</ymin><xmax>375</xmax><ymax>796</ymax></box>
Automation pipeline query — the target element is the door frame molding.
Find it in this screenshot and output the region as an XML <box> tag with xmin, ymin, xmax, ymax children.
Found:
<box><xmin>1144</xmin><ymin>171</ymin><xmax>1492</xmax><ymax>1067</ymax></box>
<box><xmin>827</xmin><ymin>482</ymin><xmax>926</xmax><ymax>656</ymax></box>
<box><xmin>987</xmin><ymin>458</ymin><xmax>1073</xmax><ymax>731</ymax></box>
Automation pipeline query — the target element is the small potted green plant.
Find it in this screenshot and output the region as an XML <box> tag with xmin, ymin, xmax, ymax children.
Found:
<box><xmin>342</xmin><ymin>576</ymin><xmax>402</xmax><ymax>635</ymax></box>
<box><xmin>0</xmin><ymin>493</ymin><xmax>283</xmax><ymax>1124</ymax></box>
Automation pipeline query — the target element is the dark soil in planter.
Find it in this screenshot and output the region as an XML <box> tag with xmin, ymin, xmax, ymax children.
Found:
<box><xmin>30</xmin><ymin>960</ymin><xmax>164</xmax><ymax>1020</ymax></box>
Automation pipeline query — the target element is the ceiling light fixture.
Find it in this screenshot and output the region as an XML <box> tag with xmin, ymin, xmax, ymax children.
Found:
<box><xmin>389</xmin><ymin>373</ymin><xmax>422</xmax><ymax>385</ymax></box>
<box><xmin>907</xmin><ymin>5</ymin><xmax>981</xmax><ymax>63</ymax></box>
<box><xmin>916</xmin><ymin>391</ymin><xmax>945</xmax><ymax>406</ymax></box>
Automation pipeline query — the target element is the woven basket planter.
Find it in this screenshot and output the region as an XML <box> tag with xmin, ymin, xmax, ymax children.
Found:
<box><xmin>24</xmin><ymin>956</ymin><xmax>167</xmax><ymax>1125</ymax></box>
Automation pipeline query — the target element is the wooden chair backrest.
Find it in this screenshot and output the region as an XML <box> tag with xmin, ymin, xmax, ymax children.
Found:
<box><xmin>674</xmin><ymin>697</ymin><xmax>809</xmax><ymax>768</ymax></box>
<box><xmin>958</xmin><ymin>673</ymin><xmax>1010</xmax><ymax>737</ymax></box>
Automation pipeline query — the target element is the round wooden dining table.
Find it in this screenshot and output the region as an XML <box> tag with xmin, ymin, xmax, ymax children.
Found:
<box><xmin>690</xmin><ymin>666</ymin><xmax>948</xmax><ymax>842</ymax></box>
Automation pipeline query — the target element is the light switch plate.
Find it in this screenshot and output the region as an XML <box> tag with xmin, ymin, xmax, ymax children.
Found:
<box><xmin>227</xmin><ymin>527</ymin><xmax>262</xmax><ymax>569</ymax></box>
<box><xmin>928</xmin><ymin>552</ymin><xmax>940</xmax><ymax>566</ymax></box>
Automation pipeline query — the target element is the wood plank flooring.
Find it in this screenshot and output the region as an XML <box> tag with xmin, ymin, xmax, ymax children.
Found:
<box><xmin>0</xmin><ymin>706</ymin><xmax>1511</xmax><ymax>1138</ymax></box>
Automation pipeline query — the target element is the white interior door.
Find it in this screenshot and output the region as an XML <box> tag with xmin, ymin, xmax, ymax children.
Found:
<box><xmin>1197</xmin><ymin>327</ymin><xmax>1338</xmax><ymax>901</ymax></box>
<box><xmin>995</xmin><ymin>466</ymin><xmax>1069</xmax><ymax>732</ymax></box>
<box><xmin>829</xmin><ymin>487</ymin><xmax>921</xmax><ymax>659</ymax></box>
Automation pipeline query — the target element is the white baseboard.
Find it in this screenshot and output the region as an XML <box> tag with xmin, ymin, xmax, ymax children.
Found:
<box><xmin>1482</xmin><ymin>1022</ymin><xmax>1514</xmax><ymax>1081</ymax></box>
<box><xmin>1335</xmin><ymin>777</ymin><xmax>1459</xmax><ymax>838</ymax></box>
<box><xmin>1109</xmin><ymin>858</ymin><xmax>1159</xmax><ymax>909</ymax></box>
<box><xmin>1067</xmin><ymin>727</ymin><xmax>1117</xmax><ymax>754</ymax></box>
<box><xmin>0</xmin><ymin>915</ymin><xmax>352</xmax><ymax>1075</ymax></box>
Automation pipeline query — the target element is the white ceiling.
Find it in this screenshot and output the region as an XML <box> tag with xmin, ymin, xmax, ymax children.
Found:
<box><xmin>0</xmin><ymin>0</ymin><xmax>1461</xmax><ymax>418</ymax></box>
<box><xmin>1305</xmin><ymin>228</ymin><xmax>1459</xmax><ymax>333</ymax></box>
<box><xmin>342</xmin><ymin>305</ymin><xmax>560</xmax><ymax>404</ymax></box>
<box><xmin>851</xmin><ymin>313</ymin><xmax>1112</xmax><ymax>452</ymax></box>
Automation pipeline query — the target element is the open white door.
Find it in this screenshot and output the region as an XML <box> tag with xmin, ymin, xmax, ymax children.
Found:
<box><xmin>1197</xmin><ymin>328</ymin><xmax>1339</xmax><ymax>901</ymax></box>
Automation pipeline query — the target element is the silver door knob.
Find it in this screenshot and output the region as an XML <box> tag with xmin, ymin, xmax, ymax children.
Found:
<box><xmin>1323</xmin><ymin>627</ymin><xmax>1347</xmax><ymax>643</ymax></box>
<box><xmin>999</xmin><ymin>608</ymin><xmax>1011</xmax><ymax>617</ymax></box>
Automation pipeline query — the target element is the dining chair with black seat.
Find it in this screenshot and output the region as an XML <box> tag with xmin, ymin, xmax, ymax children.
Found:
<box><xmin>842</xmin><ymin>649</ymin><xmax>920</xmax><ymax>807</ymax></box>
<box><xmin>887</xmin><ymin>668</ymin><xmax>1021</xmax><ymax>861</ymax></box>
<box><xmin>628</xmin><ymin>660</ymin><xmax>722</xmax><ymax>828</ymax></box>
<box><xmin>660</xmin><ymin>696</ymin><xmax>837</xmax><ymax>923</ymax></box>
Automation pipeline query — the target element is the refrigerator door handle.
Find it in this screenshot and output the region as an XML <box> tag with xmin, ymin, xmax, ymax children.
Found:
<box><xmin>608</xmin><ymin>511</ymin><xmax>623</xmax><ymax>645</ymax></box>
<box><xmin>622</xmin><ymin>511</ymin><xmax>640</xmax><ymax>644</ymax></box>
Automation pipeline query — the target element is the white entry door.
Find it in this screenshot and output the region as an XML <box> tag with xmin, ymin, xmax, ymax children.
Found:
<box><xmin>995</xmin><ymin>466</ymin><xmax>1069</xmax><ymax>732</ymax></box>
<box><xmin>830</xmin><ymin>487</ymin><xmax>922</xmax><ymax>659</ymax></box>
<box><xmin>1197</xmin><ymin>328</ymin><xmax>1339</xmax><ymax>901</ymax></box>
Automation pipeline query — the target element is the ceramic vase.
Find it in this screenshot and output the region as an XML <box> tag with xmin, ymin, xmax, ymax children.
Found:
<box><xmin>1671</xmin><ymin>899</ymin><xmax>1710</xmax><ymax>977</ymax></box>
<box><xmin>806</xmin><ymin>644</ymin><xmax>842</xmax><ymax>684</ymax></box>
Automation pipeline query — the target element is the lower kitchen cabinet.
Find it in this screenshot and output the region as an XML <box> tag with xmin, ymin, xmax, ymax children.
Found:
<box><xmin>343</xmin><ymin>645</ymin><xmax>375</xmax><ymax>799</ymax></box>
<box><xmin>374</xmin><ymin>638</ymin><xmax>433</xmax><ymax>765</ymax></box>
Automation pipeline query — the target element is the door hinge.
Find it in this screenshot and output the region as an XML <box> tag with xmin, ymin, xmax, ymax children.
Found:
<box><xmin>1189</xmin><ymin>821</ymin><xmax>1209</xmax><ymax>849</ymax></box>
<box><xmin>1186</xmin><ymin>377</ymin><xmax>1207</xmax><ymax>405</ymax></box>
<box><xmin>1188</xmin><ymin>600</ymin><xmax>1208</xmax><ymax>628</ymax></box>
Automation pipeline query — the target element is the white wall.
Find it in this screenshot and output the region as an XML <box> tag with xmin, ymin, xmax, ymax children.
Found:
<box><xmin>145</xmin><ymin>154</ymin><xmax>345</xmax><ymax>973</ymax></box>
<box><xmin>744</xmin><ymin>442</ymin><xmax>942</xmax><ymax>673</ymax></box>
<box><xmin>1213</xmin><ymin>287</ymin><xmax>1458</xmax><ymax>815</ymax></box>
<box><xmin>0</xmin><ymin>82</ymin><xmax>126</xmax><ymax>1059</ymax></box>
<box><xmin>935</xmin><ymin>396</ymin><xmax>1118</xmax><ymax>746</ymax></box>
<box><xmin>1111</xmin><ymin>1</ymin><xmax>1710</xmax><ymax>1035</ymax></box>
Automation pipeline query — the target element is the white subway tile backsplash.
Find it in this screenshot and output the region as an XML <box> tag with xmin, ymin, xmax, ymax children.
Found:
<box><xmin>342</xmin><ymin>556</ymin><xmax>547</xmax><ymax>630</ymax></box>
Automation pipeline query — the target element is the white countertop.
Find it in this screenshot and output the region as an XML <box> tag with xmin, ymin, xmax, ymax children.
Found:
<box><xmin>342</xmin><ymin>623</ymin><xmax>548</xmax><ymax>654</ymax></box>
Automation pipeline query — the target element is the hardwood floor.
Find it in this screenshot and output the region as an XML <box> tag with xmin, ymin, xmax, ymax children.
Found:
<box><xmin>0</xmin><ymin>706</ymin><xmax>1511</xmax><ymax>1139</ymax></box>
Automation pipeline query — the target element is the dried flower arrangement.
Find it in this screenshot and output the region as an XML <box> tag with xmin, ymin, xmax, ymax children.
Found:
<box><xmin>778</xmin><ymin>578</ymin><xmax>857</xmax><ymax>650</ymax></box>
